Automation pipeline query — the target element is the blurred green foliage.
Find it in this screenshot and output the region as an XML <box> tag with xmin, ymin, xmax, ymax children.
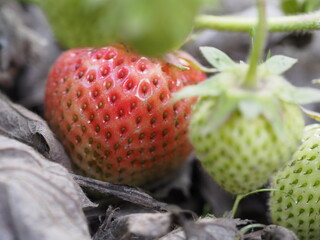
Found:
<box><xmin>23</xmin><ymin>0</ymin><xmax>203</xmax><ymax>56</ymax></box>
<box><xmin>282</xmin><ymin>0</ymin><xmax>320</xmax><ymax>14</ymax></box>
<box><xmin>199</xmin><ymin>0</ymin><xmax>218</xmax><ymax>14</ymax></box>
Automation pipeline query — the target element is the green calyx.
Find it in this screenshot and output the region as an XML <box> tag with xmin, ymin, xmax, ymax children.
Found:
<box><xmin>173</xmin><ymin>46</ymin><xmax>320</xmax><ymax>138</ymax></box>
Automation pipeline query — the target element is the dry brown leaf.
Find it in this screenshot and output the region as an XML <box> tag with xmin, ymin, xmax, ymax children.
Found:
<box><xmin>0</xmin><ymin>0</ymin><xmax>61</xmax><ymax>110</ymax></box>
<box><xmin>0</xmin><ymin>135</ymin><xmax>91</xmax><ymax>240</ymax></box>
<box><xmin>0</xmin><ymin>92</ymin><xmax>71</xmax><ymax>169</ymax></box>
<box><xmin>160</xmin><ymin>217</ymin><xmax>245</xmax><ymax>240</ymax></box>
<box><xmin>74</xmin><ymin>174</ymin><xmax>167</xmax><ymax>211</ymax></box>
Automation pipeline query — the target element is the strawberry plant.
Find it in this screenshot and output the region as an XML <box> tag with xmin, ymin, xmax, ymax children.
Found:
<box><xmin>174</xmin><ymin>1</ymin><xmax>320</xmax><ymax>195</ymax></box>
<box><xmin>174</xmin><ymin>48</ymin><xmax>311</xmax><ymax>194</ymax></box>
<box><xmin>9</xmin><ymin>0</ymin><xmax>320</xmax><ymax>238</ymax></box>
<box><xmin>41</xmin><ymin>0</ymin><xmax>320</xmax><ymax>211</ymax></box>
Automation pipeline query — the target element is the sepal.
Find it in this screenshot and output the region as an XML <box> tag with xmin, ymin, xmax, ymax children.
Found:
<box><xmin>268</xmin><ymin>77</ymin><xmax>320</xmax><ymax>104</ymax></box>
<box><xmin>172</xmin><ymin>75</ymin><xmax>222</xmax><ymax>102</ymax></box>
<box><xmin>261</xmin><ymin>55</ymin><xmax>297</xmax><ymax>75</ymax></box>
<box><xmin>200</xmin><ymin>93</ymin><xmax>238</xmax><ymax>135</ymax></box>
<box><xmin>288</xmin><ymin>87</ymin><xmax>320</xmax><ymax>104</ymax></box>
<box><xmin>200</xmin><ymin>46</ymin><xmax>236</xmax><ymax>71</ymax></box>
<box><xmin>172</xmin><ymin>51</ymin><xmax>217</xmax><ymax>73</ymax></box>
<box><xmin>258</xmin><ymin>97</ymin><xmax>285</xmax><ymax>140</ymax></box>
<box><xmin>301</xmin><ymin>107</ymin><xmax>320</xmax><ymax>122</ymax></box>
<box><xmin>276</xmin><ymin>85</ymin><xmax>320</xmax><ymax>104</ymax></box>
<box><xmin>238</xmin><ymin>99</ymin><xmax>263</xmax><ymax>120</ymax></box>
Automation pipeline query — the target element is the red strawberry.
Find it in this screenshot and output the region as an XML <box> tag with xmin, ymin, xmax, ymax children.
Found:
<box><xmin>45</xmin><ymin>44</ymin><xmax>206</xmax><ymax>187</ymax></box>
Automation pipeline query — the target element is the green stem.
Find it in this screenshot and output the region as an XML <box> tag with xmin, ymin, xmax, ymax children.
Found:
<box><xmin>240</xmin><ymin>223</ymin><xmax>266</xmax><ymax>235</ymax></box>
<box><xmin>244</xmin><ymin>0</ymin><xmax>267</xmax><ymax>87</ymax></box>
<box><xmin>195</xmin><ymin>11</ymin><xmax>320</xmax><ymax>32</ymax></box>
<box><xmin>231</xmin><ymin>194</ymin><xmax>243</xmax><ymax>218</ymax></box>
<box><xmin>230</xmin><ymin>188</ymin><xmax>275</xmax><ymax>218</ymax></box>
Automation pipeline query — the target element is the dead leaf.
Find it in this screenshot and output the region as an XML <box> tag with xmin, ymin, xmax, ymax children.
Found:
<box><xmin>160</xmin><ymin>217</ymin><xmax>246</xmax><ymax>240</ymax></box>
<box><xmin>74</xmin><ymin>174</ymin><xmax>167</xmax><ymax>211</ymax></box>
<box><xmin>0</xmin><ymin>92</ymin><xmax>71</xmax><ymax>169</ymax></box>
<box><xmin>0</xmin><ymin>135</ymin><xmax>91</xmax><ymax>240</ymax></box>
<box><xmin>261</xmin><ymin>225</ymin><xmax>298</xmax><ymax>240</ymax></box>
<box><xmin>15</xmin><ymin>2</ymin><xmax>61</xmax><ymax>109</ymax></box>
<box><xmin>0</xmin><ymin>0</ymin><xmax>61</xmax><ymax>110</ymax></box>
<box><xmin>94</xmin><ymin>212</ymin><xmax>173</xmax><ymax>240</ymax></box>
<box><xmin>92</xmin><ymin>206</ymin><xmax>197</xmax><ymax>240</ymax></box>
<box><xmin>0</xmin><ymin>0</ymin><xmax>29</xmax><ymax>89</ymax></box>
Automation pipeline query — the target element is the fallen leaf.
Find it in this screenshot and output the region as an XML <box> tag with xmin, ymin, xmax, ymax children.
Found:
<box><xmin>160</xmin><ymin>217</ymin><xmax>246</xmax><ymax>240</ymax></box>
<box><xmin>0</xmin><ymin>135</ymin><xmax>91</xmax><ymax>240</ymax></box>
<box><xmin>92</xmin><ymin>206</ymin><xmax>196</xmax><ymax>240</ymax></box>
<box><xmin>0</xmin><ymin>92</ymin><xmax>71</xmax><ymax>169</ymax></box>
<box><xmin>261</xmin><ymin>225</ymin><xmax>298</xmax><ymax>240</ymax></box>
<box><xmin>74</xmin><ymin>174</ymin><xmax>167</xmax><ymax>211</ymax></box>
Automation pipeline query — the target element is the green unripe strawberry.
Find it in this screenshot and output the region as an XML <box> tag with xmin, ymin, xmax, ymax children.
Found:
<box><xmin>270</xmin><ymin>124</ymin><xmax>320</xmax><ymax>240</ymax></box>
<box><xmin>27</xmin><ymin>0</ymin><xmax>202</xmax><ymax>56</ymax></box>
<box><xmin>174</xmin><ymin>47</ymin><xmax>320</xmax><ymax>195</ymax></box>
<box><xmin>190</xmin><ymin>100</ymin><xmax>304</xmax><ymax>194</ymax></box>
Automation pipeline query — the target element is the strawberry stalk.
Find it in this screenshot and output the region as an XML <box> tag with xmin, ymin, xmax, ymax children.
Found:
<box><xmin>244</xmin><ymin>0</ymin><xmax>267</xmax><ymax>88</ymax></box>
<box><xmin>240</xmin><ymin>223</ymin><xmax>266</xmax><ymax>235</ymax></box>
<box><xmin>230</xmin><ymin>188</ymin><xmax>275</xmax><ymax>218</ymax></box>
<box><xmin>195</xmin><ymin>11</ymin><xmax>320</xmax><ymax>32</ymax></box>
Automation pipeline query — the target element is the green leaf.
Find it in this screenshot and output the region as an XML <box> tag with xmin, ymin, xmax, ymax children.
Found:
<box><xmin>201</xmin><ymin>93</ymin><xmax>238</xmax><ymax>135</ymax></box>
<box><xmin>200</xmin><ymin>46</ymin><xmax>236</xmax><ymax>71</ymax></box>
<box><xmin>172</xmin><ymin>75</ymin><xmax>222</xmax><ymax>102</ymax></box>
<box><xmin>281</xmin><ymin>0</ymin><xmax>304</xmax><ymax>14</ymax></box>
<box><xmin>281</xmin><ymin>0</ymin><xmax>320</xmax><ymax>14</ymax></box>
<box><xmin>300</xmin><ymin>107</ymin><xmax>320</xmax><ymax>122</ymax></box>
<box><xmin>262</xmin><ymin>55</ymin><xmax>297</xmax><ymax>75</ymax></box>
